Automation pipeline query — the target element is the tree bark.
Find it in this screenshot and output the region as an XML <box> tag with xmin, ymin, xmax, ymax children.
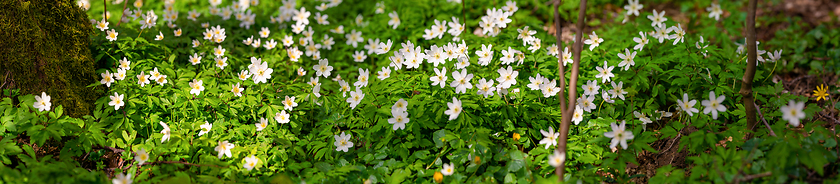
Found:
<box><xmin>0</xmin><ymin>0</ymin><xmax>100</xmax><ymax>118</ymax></box>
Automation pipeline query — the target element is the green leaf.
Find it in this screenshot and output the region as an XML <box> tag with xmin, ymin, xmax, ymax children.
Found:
<box><xmin>388</xmin><ymin>168</ymin><xmax>411</xmax><ymax>184</ymax></box>
<box><xmin>54</xmin><ymin>105</ymin><xmax>63</xmax><ymax>118</ymax></box>
<box><xmin>661</xmin><ymin>126</ymin><xmax>678</xmax><ymax>139</ymax></box>
<box><xmin>314</xmin><ymin>162</ymin><xmax>333</xmax><ymax>173</ymax></box>
<box><xmin>804</xmin><ymin>150</ymin><xmax>828</xmax><ymax>175</ymax></box>
<box><xmin>433</xmin><ymin>129</ymin><xmax>445</xmax><ymax>148</ymax></box>
<box><xmin>508</xmin><ymin>159</ymin><xmax>525</xmax><ymax>172</ymax></box>
<box><xmin>824</xmin><ymin>138</ymin><xmax>837</xmax><ymax>148</ymax></box>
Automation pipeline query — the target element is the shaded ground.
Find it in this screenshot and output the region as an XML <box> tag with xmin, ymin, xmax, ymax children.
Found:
<box><xmin>757</xmin><ymin>0</ymin><xmax>840</xmax><ymax>41</ymax></box>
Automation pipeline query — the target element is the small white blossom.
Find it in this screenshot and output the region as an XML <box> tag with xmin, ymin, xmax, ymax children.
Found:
<box><xmin>604</xmin><ymin>121</ymin><xmax>634</xmax><ymax>150</ymax></box>
<box><xmin>583</xmin><ymin>31</ymin><xmax>604</xmax><ymax>51</ymax></box>
<box><xmin>539</xmin><ymin>126</ymin><xmax>559</xmax><ymax>149</ymax></box>
<box><xmin>108</xmin><ymin>92</ymin><xmax>125</xmax><ymax>110</ymax></box>
<box><xmin>677</xmin><ymin>93</ymin><xmax>699</xmax><ymax>116</ymax></box>
<box><xmin>214</xmin><ymin>140</ymin><xmax>235</xmax><ymax>159</ymax></box>
<box><xmin>707</xmin><ymin>3</ymin><xmax>723</xmax><ymax>21</ymax></box>
<box><xmin>624</xmin><ymin>0</ymin><xmax>644</xmax><ymax>16</ymax></box>
<box><xmin>334</xmin><ymin>132</ymin><xmax>354</xmax><ymax>152</ymax></box>
<box><xmin>548</xmin><ymin>149</ymin><xmax>566</xmax><ymax>168</ymax></box>
<box><xmin>476</xmin><ymin>78</ymin><xmax>496</xmax><ymax>98</ymax></box>
<box><xmin>444</xmin><ymin>97</ymin><xmax>463</xmax><ymax>121</ymax></box>
<box><xmin>595</xmin><ymin>61</ymin><xmax>615</xmax><ymax>83</ymax></box>
<box><xmin>617</xmin><ymin>49</ymin><xmax>637</xmax><ymax>71</ymax></box>
<box><xmin>134</xmin><ymin>148</ymin><xmax>149</xmax><ymax>165</ymax></box>
<box><xmin>33</xmin><ymin>92</ymin><xmax>51</xmax><ymax>112</ymax></box>
<box><xmin>780</xmin><ymin>100</ymin><xmax>806</xmax><ymax>127</ymax></box>
<box><xmin>243</xmin><ymin>155</ymin><xmax>259</xmax><ymax>171</ymax></box>
<box><xmin>450</xmin><ymin>69</ymin><xmax>474</xmax><ymax>94</ymax></box>
<box><xmin>346</xmin><ymin>87</ymin><xmax>365</xmax><ymax>109</ymax></box>
<box><xmin>701</xmin><ymin>91</ymin><xmax>727</xmax><ymax>119</ymax></box>
<box><xmin>647</xmin><ymin>9</ymin><xmax>667</xmax><ymax>28</ymax></box>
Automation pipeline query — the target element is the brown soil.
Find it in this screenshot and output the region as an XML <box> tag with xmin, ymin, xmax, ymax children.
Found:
<box><xmin>625</xmin><ymin>121</ymin><xmax>695</xmax><ymax>183</ymax></box>
<box><xmin>757</xmin><ymin>0</ymin><xmax>840</xmax><ymax>41</ymax></box>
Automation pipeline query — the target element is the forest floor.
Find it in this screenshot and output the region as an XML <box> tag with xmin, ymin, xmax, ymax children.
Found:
<box><xmin>541</xmin><ymin>0</ymin><xmax>840</xmax><ymax>182</ymax></box>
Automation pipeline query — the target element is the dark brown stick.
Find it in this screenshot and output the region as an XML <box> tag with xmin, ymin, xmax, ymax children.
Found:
<box><xmin>554</xmin><ymin>3</ymin><xmax>566</xmax><ymax>111</ymax></box>
<box><xmin>741</xmin><ymin>0</ymin><xmax>758</xmax><ymax>139</ymax></box>
<box><xmin>554</xmin><ymin>0</ymin><xmax>586</xmax><ymax>181</ymax></box>
<box><xmin>116</xmin><ymin>0</ymin><xmax>129</xmax><ymax>27</ymax></box>
<box><xmin>99</xmin><ymin>146</ymin><xmax>126</xmax><ymax>153</ymax></box>
<box><xmin>142</xmin><ymin>161</ymin><xmax>225</xmax><ymax>168</ymax></box>
<box><xmin>552</xmin><ymin>0</ymin><xmax>565</xmax><ymax>179</ymax></box>
<box><xmin>734</xmin><ymin>172</ymin><xmax>772</xmax><ymax>183</ymax></box>
<box><xmin>754</xmin><ymin>103</ymin><xmax>776</xmax><ymax>137</ymax></box>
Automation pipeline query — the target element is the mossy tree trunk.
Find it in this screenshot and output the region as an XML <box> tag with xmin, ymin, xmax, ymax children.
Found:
<box><xmin>0</xmin><ymin>0</ymin><xmax>101</xmax><ymax>118</ymax></box>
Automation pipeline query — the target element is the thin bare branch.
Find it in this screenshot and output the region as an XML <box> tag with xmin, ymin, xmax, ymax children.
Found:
<box><xmin>98</xmin><ymin>146</ymin><xmax>126</xmax><ymax>153</ymax></box>
<box><xmin>552</xmin><ymin>0</ymin><xmax>566</xmax><ymax>180</ymax></box>
<box><xmin>741</xmin><ymin>0</ymin><xmax>758</xmax><ymax>139</ymax></box>
<box><xmin>116</xmin><ymin>0</ymin><xmax>129</xmax><ymax>27</ymax></box>
<box><xmin>733</xmin><ymin>172</ymin><xmax>772</xmax><ymax>183</ymax></box>
<box><xmin>755</xmin><ymin>103</ymin><xmax>776</xmax><ymax>137</ymax></box>
<box><xmin>555</xmin><ymin>0</ymin><xmax>567</xmax><ymax>112</ymax></box>
<box><xmin>142</xmin><ymin>161</ymin><xmax>225</xmax><ymax>168</ymax></box>
<box><xmin>555</xmin><ymin>0</ymin><xmax>586</xmax><ymax>182</ymax></box>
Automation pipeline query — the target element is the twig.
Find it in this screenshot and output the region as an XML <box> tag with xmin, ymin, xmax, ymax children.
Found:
<box><xmin>99</xmin><ymin>146</ymin><xmax>126</xmax><ymax>153</ymax></box>
<box><xmin>820</xmin><ymin>111</ymin><xmax>840</xmax><ymax>124</ymax></box>
<box><xmin>103</xmin><ymin>0</ymin><xmax>107</xmax><ymax>21</ymax></box>
<box><xmin>754</xmin><ymin>104</ymin><xmax>776</xmax><ymax>137</ymax></box>
<box><xmin>790</xmin><ymin>75</ymin><xmax>811</xmax><ymax>85</ymax></box>
<box><xmin>552</xmin><ymin>0</ymin><xmax>565</xmax><ymax>180</ymax></box>
<box><xmin>741</xmin><ymin>0</ymin><xmax>758</xmax><ymax>139</ymax></box>
<box><xmin>733</xmin><ymin>172</ymin><xmax>772</xmax><ymax>183</ymax></box>
<box><xmin>142</xmin><ymin>161</ymin><xmax>224</xmax><ymax>168</ymax></box>
<box><xmin>116</xmin><ymin>0</ymin><xmax>129</xmax><ymax>27</ymax></box>
<box><xmin>0</xmin><ymin>71</ymin><xmax>10</xmax><ymax>90</ymax></box>
<box><xmin>554</xmin><ymin>0</ymin><xmax>586</xmax><ymax>182</ymax></box>
<box><xmin>461</xmin><ymin>0</ymin><xmax>466</xmax><ymax>34</ymax></box>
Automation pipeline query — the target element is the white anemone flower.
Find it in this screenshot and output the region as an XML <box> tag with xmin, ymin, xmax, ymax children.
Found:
<box><xmin>215</xmin><ymin>140</ymin><xmax>235</xmax><ymax>159</ymax></box>
<box><xmin>33</xmin><ymin>92</ymin><xmax>51</xmax><ymax>112</ymax></box>
<box><xmin>701</xmin><ymin>91</ymin><xmax>727</xmax><ymax>119</ymax></box>
<box><xmin>159</xmin><ymin>121</ymin><xmax>171</xmax><ymax>143</ymax></box>
<box><xmin>780</xmin><ymin>100</ymin><xmax>806</xmax><ymax>127</ymax></box>
<box><xmin>539</xmin><ymin>126</ymin><xmax>559</xmax><ymax>149</ymax></box>
<box><xmin>334</xmin><ymin>132</ymin><xmax>354</xmax><ymax>152</ymax></box>
<box><xmin>604</xmin><ymin>121</ymin><xmax>634</xmax><ymax>150</ymax></box>
<box><xmin>444</xmin><ymin>97</ymin><xmax>463</xmax><ymax>121</ymax></box>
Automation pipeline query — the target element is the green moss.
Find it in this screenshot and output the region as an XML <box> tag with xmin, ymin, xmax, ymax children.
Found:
<box><xmin>0</xmin><ymin>0</ymin><xmax>100</xmax><ymax>118</ymax></box>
